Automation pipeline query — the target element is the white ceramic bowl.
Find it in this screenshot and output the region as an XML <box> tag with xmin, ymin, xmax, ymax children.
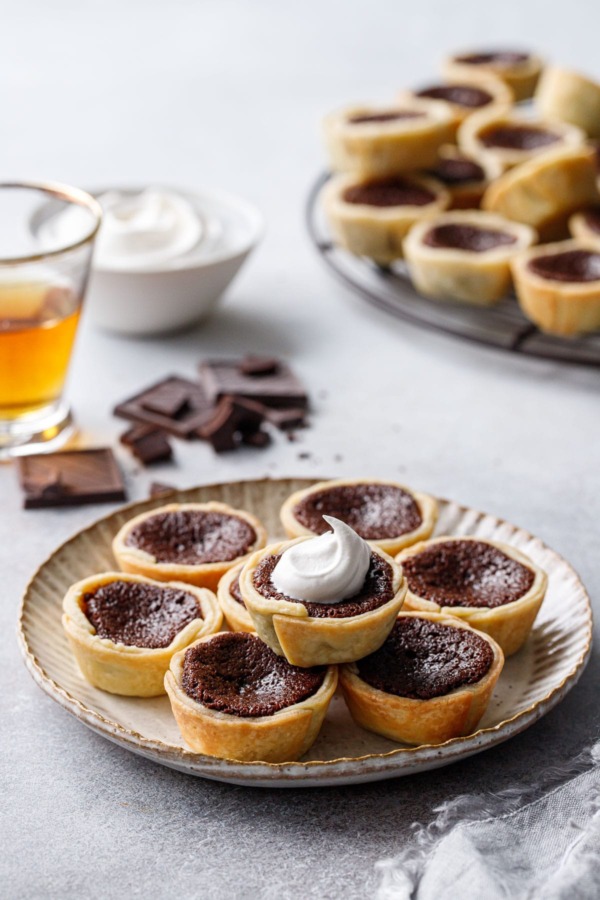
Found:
<box><xmin>85</xmin><ymin>186</ymin><xmax>264</xmax><ymax>336</ymax></box>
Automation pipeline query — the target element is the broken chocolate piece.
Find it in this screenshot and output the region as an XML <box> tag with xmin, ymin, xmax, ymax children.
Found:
<box><xmin>131</xmin><ymin>431</ymin><xmax>173</xmax><ymax>465</ymax></box>
<box><xmin>264</xmin><ymin>407</ymin><xmax>307</xmax><ymax>431</ymax></box>
<box><xmin>239</xmin><ymin>355</ymin><xmax>280</xmax><ymax>377</ymax></box>
<box><xmin>149</xmin><ymin>481</ymin><xmax>176</xmax><ymax>498</ymax></box>
<box><xmin>199</xmin><ymin>359</ymin><xmax>308</xmax><ymax>409</ymax></box>
<box><xmin>242</xmin><ymin>428</ymin><xmax>272</xmax><ymax>448</ymax></box>
<box><xmin>18</xmin><ymin>449</ymin><xmax>126</xmax><ymax>509</ymax></box>
<box><xmin>114</xmin><ymin>376</ymin><xmax>214</xmax><ymax>439</ymax></box>
<box><xmin>198</xmin><ymin>395</ymin><xmax>269</xmax><ymax>452</ymax></box>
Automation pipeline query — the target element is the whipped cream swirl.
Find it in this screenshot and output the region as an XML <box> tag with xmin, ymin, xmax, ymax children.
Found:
<box><xmin>271</xmin><ymin>516</ymin><xmax>371</xmax><ymax>604</ymax></box>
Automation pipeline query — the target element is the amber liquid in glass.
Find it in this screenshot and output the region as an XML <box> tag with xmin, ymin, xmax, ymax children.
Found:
<box><xmin>0</xmin><ymin>281</ymin><xmax>81</xmax><ymax>420</ymax></box>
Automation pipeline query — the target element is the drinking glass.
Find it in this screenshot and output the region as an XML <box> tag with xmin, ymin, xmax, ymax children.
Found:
<box><xmin>0</xmin><ymin>181</ymin><xmax>102</xmax><ymax>458</ymax></box>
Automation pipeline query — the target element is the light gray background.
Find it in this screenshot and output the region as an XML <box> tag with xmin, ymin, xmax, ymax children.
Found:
<box><xmin>1</xmin><ymin>2</ymin><xmax>599</xmax><ymax>898</ymax></box>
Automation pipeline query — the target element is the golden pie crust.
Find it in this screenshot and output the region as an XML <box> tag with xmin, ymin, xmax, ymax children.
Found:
<box><xmin>459</xmin><ymin>109</ymin><xmax>585</xmax><ymax>174</ymax></box>
<box><xmin>321</xmin><ymin>172</ymin><xmax>450</xmax><ymax>264</ymax></box>
<box><xmin>511</xmin><ymin>239</ymin><xmax>600</xmax><ymax>336</ymax></box>
<box><xmin>442</xmin><ymin>51</ymin><xmax>543</xmax><ymax>102</ymax></box>
<box><xmin>536</xmin><ymin>66</ymin><xmax>600</xmax><ymax>139</ymax></box>
<box><xmin>112</xmin><ymin>502</ymin><xmax>267</xmax><ymax>591</ymax></box>
<box><xmin>239</xmin><ymin>538</ymin><xmax>407</xmax><ymax>667</ymax></box>
<box><xmin>569</xmin><ymin>210</ymin><xmax>600</xmax><ymax>249</ymax></box>
<box><xmin>62</xmin><ymin>572</ymin><xmax>223</xmax><ymax>697</ymax></box>
<box><xmin>280</xmin><ymin>478</ymin><xmax>438</xmax><ymax>556</ymax></box>
<box><xmin>397</xmin><ymin>537</ymin><xmax>548</xmax><ymax>656</ymax></box>
<box><xmin>323</xmin><ymin>98</ymin><xmax>456</xmax><ymax>178</ymax></box>
<box><xmin>216</xmin><ymin>563</ymin><xmax>255</xmax><ymax>633</ymax></box>
<box><xmin>339</xmin><ymin>611</ymin><xmax>505</xmax><ymax>745</ymax></box>
<box><xmin>404</xmin><ymin>210</ymin><xmax>536</xmax><ymax>305</ymax></box>
<box><xmin>165</xmin><ymin>635</ymin><xmax>338</xmax><ymax>762</ymax></box>
<box><xmin>483</xmin><ymin>146</ymin><xmax>600</xmax><ymax>241</ymax></box>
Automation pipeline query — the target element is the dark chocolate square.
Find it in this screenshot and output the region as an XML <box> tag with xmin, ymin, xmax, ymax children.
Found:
<box><xmin>114</xmin><ymin>376</ymin><xmax>214</xmax><ymax>439</ymax></box>
<box><xmin>198</xmin><ymin>360</ymin><xmax>308</xmax><ymax>409</ymax></box>
<box><xmin>18</xmin><ymin>448</ymin><xmax>127</xmax><ymax>509</ymax></box>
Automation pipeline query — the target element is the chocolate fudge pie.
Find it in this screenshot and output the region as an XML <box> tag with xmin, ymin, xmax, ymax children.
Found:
<box><xmin>459</xmin><ymin>109</ymin><xmax>585</xmax><ymax>173</ymax></box>
<box><xmin>398</xmin><ymin>537</ymin><xmax>547</xmax><ymax>656</ymax></box>
<box><xmin>323</xmin><ymin>98</ymin><xmax>455</xmax><ymax>178</ymax></box>
<box><xmin>442</xmin><ymin>49</ymin><xmax>543</xmax><ymax>101</ymax></box>
<box><xmin>112</xmin><ymin>502</ymin><xmax>267</xmax><ymax>591</ymax></box>
<box><xmin>569</xmin><ymin>208</ymin><xmax>600</xmax><ymax>249</ymax></box>
<box><xmin>239</xmin><ymin>519</ymin><xmax>407</xmax><ymax>667</ymax></box>
<box><xmin>404</xmin><ymin>75</ymin><xmax>512</xmax><ymax>129</ymax></box>
<box><xmin>62</xmin><ymin>572</ymin><xmax>222</xmax><ymax>696</ymax></box>
<box><xmin>217</xmin><ymin>562</ymin><xmax>255</xmax><ymax>633</ymax></box>
<box><xmin>165</xmin><ymin>631</ymin><xmax>338</xmax><ymax>762</ymax></box>
<box><xmin>483</xmin><ymin>146</ymin><xmax>600</xmax><ymax>241</ymax></box>
<box><xmin>280</xmin><ymin>478</ymin><xmax>437</xmax><ymax>556</ymax></box>
<box><xmin>536</xmin><ymin>66</ymin><xmax>600</xmax><ymax>139</ymax></box>
<box><xmin>511</xmin><ymin>239</ymin><xmax>600</xmax><ymax>335</ymax></box>
<box><xmin>403</xmin><ymin>210</ymin><xmax>536</xmax><ymax>305</ymax></box>
<box><xmin>321</xmin><ymin>172</ymin><xmax>450</xmax><ymax>264</ymax></box>
<box><xmin>340</xmin><ymin>612</ymin><xmax>504</xmax><ymax>745</ymax></box>
<box><xmin>424</xmin><ymin>146</ymin><xmax>502</xmax><ymax>210</ymax></box>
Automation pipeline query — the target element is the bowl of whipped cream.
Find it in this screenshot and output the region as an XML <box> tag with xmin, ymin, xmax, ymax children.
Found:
<box><xmin>38</xmin><ymin>186</ymin><xmax>263</xmax><ymax>335</ymax></box>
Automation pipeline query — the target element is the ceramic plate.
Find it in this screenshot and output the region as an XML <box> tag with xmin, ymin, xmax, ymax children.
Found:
<box><xmin>18</xmin><ymin>478</ymin><xmax>592</xmax><ymax>788</ymax></box>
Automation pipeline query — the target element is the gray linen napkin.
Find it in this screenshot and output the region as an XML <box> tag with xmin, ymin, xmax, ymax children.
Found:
<box><xmin>377</xmin><ymin>742</ymin><xmax>600</xmax><ymax>900</ymax></box>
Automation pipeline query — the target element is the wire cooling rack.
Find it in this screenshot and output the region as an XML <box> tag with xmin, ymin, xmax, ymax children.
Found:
<box><xmin>306</xmin><ymin>173</ymin><xmax>600</xmax><ymax>369</ymax></box>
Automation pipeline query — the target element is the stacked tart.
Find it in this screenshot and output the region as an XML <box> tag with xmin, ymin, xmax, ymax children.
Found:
<box><xmin>320</xmin><ymin>46</ymin><xmax>600</xmax><ymax>336</ymax></box>
<box><xmin>62</xmin><ymin>479</ymin><xmax>548</xmax><ymax>761</ymax></box>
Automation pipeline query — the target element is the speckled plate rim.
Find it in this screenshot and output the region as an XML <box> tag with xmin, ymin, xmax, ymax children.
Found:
<box><xmin>17</xmin><ymin>478</ymin><xmax>593</xmax><ymax>787</ymax></box>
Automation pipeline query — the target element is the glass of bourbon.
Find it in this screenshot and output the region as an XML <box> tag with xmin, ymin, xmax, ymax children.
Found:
<box><xmin>0</xmin><ymin>182</ymin><xmax>102</xmax><ymax>458</ymax></box>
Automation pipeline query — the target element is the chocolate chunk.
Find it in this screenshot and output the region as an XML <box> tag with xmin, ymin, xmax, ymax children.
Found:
<box><xmin>18</xmin><ymin>448</ymin><xmax>126</xmax><ymax>509</ymax></box>
<box><xmin>149</xmin><ymin>481</ymin><xmax>176</xmax><ymax>498</ymax></box>
<box><xmin>199</xmin><ymin>398</ymin><xmax>239</xmax><ymax>452</ymax></box>
<box><xmin>199</xmin><ymin>395</ymin><xmax>269</xmax><ymax>452</ymax></box>
<box><xmin>199</xmin><ymin>359</ymin><xmax>308</xmax><ymax>409</ymax></box>
<box><xmin>120</xmin><ymin>424</ymin><xmax>173</xmax><ymax>465</ymax></box>
<box><xmin>239</xmin><ymin>355</ymin><xmax>280</xmax><ymax>377</ymax></box>
<box><xmin>264</xmin><ymin>407</ymin><xmax>307</xmax><ymax>431</ymax></box>
<box><xmin>114</xmin><ymin>376</ymin><xmax>214</xmax><ymax>439</ymax></box>
<box><xmin>242</xmin><ymin>428</ymin><xmax>271</xmax><ymax>448</ymax></box>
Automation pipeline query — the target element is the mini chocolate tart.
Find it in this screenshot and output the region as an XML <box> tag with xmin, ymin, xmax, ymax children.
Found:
<box><xmin>424</xmin><ymin>146</ymin><xmax>501</xmax><ymax>210</ymax></box>
<box><xmin>404</xmin><ymin>75</ymin><xmax>513</xmax><ymax>130</ymax></box>
<box><xmin>165</xmin><ymin>632</ymin><xmax>338</xmax><ymax>762</ymax></box>
<box><xmin>459</xmin><ymin>110</ymin><xmax>585</xmax><ymax>173</ymax></box>
<box><xmin>404</xmin><ymin>211</ymin><xmax>536</xmax><ymax>305</ymax></box>
<box><xmin>62</xmin><ymin>572</ymin><xmax>222</xmax><ymax>696</ymax></box>
<box><xmin>321</xmin><ymin>172</ymin><xmax>449</xmax><ymax>264</ymax></box>
<box><xmin>217</xmin><ymin>563</ymin><xmax>255</xmax><ymax>633</ymax></box>
<box><xmin>323</xmin><ymin>98</ymin><xmax>456</xmax><ymax>178</ymax></box>
<box><xmin>280</xmin><ymin>478</ymin><xmax>438</xmax><ymax>556</ymax></box>
<box><xmin>340</xmin><ymin>611</ymin><xmax>504</xmax><ymax>745</ymax></box>
<box><xmin>511</xmin><ymin>239</ymin><xmax>600</xmax><ymax>336</ymax></box>
<box><xmin>442</xmin><ymin>49</ymin><xmax>543</xmax><ymax>101</ymax></box>
<box><xmin>536</xmin><ymin>66</ymin><xmax>600</xmax><ymax>140</ymax></box>
<box><xmin>112</xmin><ymin>502</ymin><xmax>267</xmax><ymax>591</ymax></box>
<box><xmin>483</xmin><ymin>146</ymin><xmax>600</xmax><ymax>241</ymax></box>
<box><xmin>398</xmin><ymin>537</ymin><xmax>547</xmax><ymax>656</ymax></box>
<box><xmin>569</xmin><ymin>207</ymin><xmax>600</xmax><ymax>249</ymax></box>
<box><xmin>239</xmin><ymin>538</ymin><xmax>407</xmax><ymax>667</ymax></box>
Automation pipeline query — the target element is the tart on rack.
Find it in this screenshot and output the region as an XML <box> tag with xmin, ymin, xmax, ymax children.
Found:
<box><xmin>397</xmin><ymin>537</ymin><xmax>547</xmax><ymax>656</ymax></box>
<box><xmin>403</xmin><ymin>210</ymin><xmax>536</xmax><ymax>304</ymax></box>
<box><xmin>340</xmin><ymin>611</ymin><xmax>504</xmax><ymax>745</ymax></box>
<box><xmin>442</xmin><ymin>49</ymin><xmax>543</xmax><ymax>101</ymax></box>
<box><xmin>424</xmin><ymin>146</ymin><xmax>502</xmax><ymax>210</ymax></box>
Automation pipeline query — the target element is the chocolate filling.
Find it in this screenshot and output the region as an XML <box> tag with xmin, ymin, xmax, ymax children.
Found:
<box><xmin>583</xmin><ymin>208</ymin><xmax>600</xmax><ymax>235</ymax></box>
<box><xmin>181</xmin><ymin>632</ymin><xmax>325</xmax><ymax>717</ymax></box>
<box><xmin>455</xmin><ymin>51</ymin><xmax>529</xmax><ymax>66</ymax></box>
<box><xmin>480</xmin><ymin>124</ymin><xmax>560</xmax><ymax>151</ymax></box>
<box><xmin>293</xmin><ymin>483</ymin><xmax>422</xmax><ymax>540</ymax></box>
<box><xmin>343</xmin><ymin>177</ymin><xmax>436</xmax><ymax>208</ymax></box>
<box><xmin>125</xmin><ymin>509</ymin><xmax>256</xmax><ymax>565</ymax></box>
<box><xmin>83</xmin><ymin>580</ymin><xmax>200</xmax><ymax>649</ymax></box>
<box><xmin>403</xmin><ymin>540</ymin><xmax>535</xmax><ymax>608</ymax></box>
<box><xmin>229</xmin><ymin>573</ymin><xmax>246</xmax><ymax>607</ymax></box>
<box><xmin>423</xmin><ymin>223</ymin><xmax>517</xmax><ymax>253</ymax></box>
<box><xmin>427</xmin><ymin>156</ymin><xmax>485</xmax><ymax>185</ymax></box>
<box><xmin>417</xmin><ymin>84</ymin><xmax>492</xmax><ymax>108</ymax></box>
<box><xmin>348</xmin><ymin>111</ymin><xmax>425</xmax><ymax>125</ymax></box>
<box><xmin>253</xmin><ymin>551</ymin><xmax>394</xmax><ymax>618</ymax></box>
<box><xmin>528</xmin><ymin>249</ymin><xmax>600</xmax><ymax>283</ymax></box>
<box><xmin>356</xmin><ymin>616</ymin><xmax>494</xmax><ymax>700</ymax></box>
